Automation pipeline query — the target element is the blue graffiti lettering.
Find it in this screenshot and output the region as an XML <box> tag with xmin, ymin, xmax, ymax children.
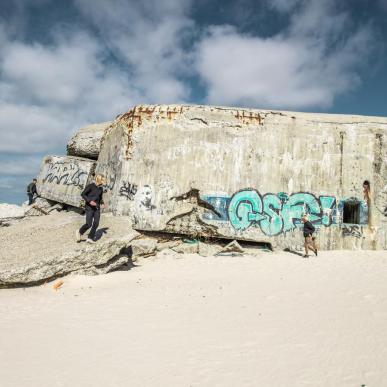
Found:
<box><xmin>203</xmin><ymin>189</ymin><xmax>368</xmax><ymax>236</ymax></box>
<box><xmin>260</xmin><ymin>194</ymin><xmax>283</xmax><ymax>236</ymax></box>
<box><xmin>202</xmin><ymin>189</ymin><xmax>342</xmax><ymax>236</ymax></box>
<box><xmin>282</xmin><ymin>193</ymin><xmax>321</xmax><ymax>232</ymax></box>
<box><xmin>227</xmin><ymin>189</ymin><xmax>265</xmax><ymax>231</ymax></box>
<box><xmin>319</xmin><ymin>195</ymin><xmax>336</xmax><ymax>226</ymax></box>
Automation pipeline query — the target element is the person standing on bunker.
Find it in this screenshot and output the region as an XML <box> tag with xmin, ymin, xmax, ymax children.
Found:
<box><xmin>27</xmin><ymin>178</ymin><xmax>38</xmax><ymax>205</ymax></box>
<box><xmin>363</xmin><ymin>180</ymin><xmax>374</xmax><ymax>226</ymax></box>
<box><xmin>76</xmin><ymin>174</ymin><xmax>105</xmax><ymax>244</ymax></box>
<box><xmin>301</xmin><ymin>214</ymin><xmax>318</xmax><ymax>258</ymax></box>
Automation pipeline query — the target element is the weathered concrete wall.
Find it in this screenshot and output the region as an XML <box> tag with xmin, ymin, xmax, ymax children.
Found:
<box><xmin>67</xmin><ymin>121</ymin><xmax>111</xmax><ymax>159</ymax></box>
<box><xmin>96</xmin><ymin>104</ymin><xmax>387</xmax><ymax>250</ymax></box>
<box><xmin>37</xmin><ymin>155</ymin><xmax>96</xmax><ymax>207</ymax></box>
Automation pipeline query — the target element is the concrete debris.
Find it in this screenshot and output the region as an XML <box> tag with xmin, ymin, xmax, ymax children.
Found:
<box><xmin>67</xmin><ymin>121</ymin><xmax>111</xmax><ymax>159</ymax></box>
<box><xmin>36</xmin><ymin>155</ymin><xmax>96</xmax><ymax>208</ymax></box>
<box><xmin>0</xmin><ymin>211</ymin><xmax>138</xmax><ymax>288</ymax></box>
<box><xmin>48</xmin><ymin>203</ymin><xmax>65</xmax><ymax>212</ymax></box>
<box><xmin>156</xmin><ymin>240</ymin><xmax>182</xmax><ymax>251</ymax></box>
<box><xmin>62</xmin><ymin>205</ymin><xmax>85</xmax><ymax>215</ymax></box>
<box><xmin>198</xmin><ymin>242</ymin><xmax>222</xmax><ymax>257</ymax></box>
<box><xmin>172</xmin><ymin>241</ymin><xmax>199</xmax><ymax>254</ymax></box>
<box><xmin>155</xmin><ymin>247</ymin><xmax>182</xmax><ymax>259</ymax></box>
<box><xmin>0</xmin><ymin>234</ymin><xmax>138</xmax><ymax>287</ymax></box>
<box><xmin>130</xmin><ymin>238</ymin><xmax>158</xmax><ymax>259</ymax></box>
<box><xmin>24</xmin><ymin>206</ymin><xmax>48</xmax><ymax>217</ymax></box>
<box><xmin>24</xmin><ymin>197</ymin><xmax>58</xmax><ymax>217</ymax></box>
<box><xmin>163</xmin><ymin>207</ymin><xmax>219</xmax><ymax>239</ymax></box>
<box><xmin>215</xmin><ymin>240</ymin><xmax>245</xmax><ymax>256</ymax></box>
<box><xmin>77</xmin><ymin>254</ymin><xmax>132</xmax><ymax>275</ymax></box>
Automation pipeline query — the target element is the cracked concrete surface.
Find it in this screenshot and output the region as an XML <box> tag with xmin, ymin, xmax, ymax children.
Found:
<box><xmin>0</xmin><ymin>211</ymin><xmax>138</xmax><ymax>287</ymax></box>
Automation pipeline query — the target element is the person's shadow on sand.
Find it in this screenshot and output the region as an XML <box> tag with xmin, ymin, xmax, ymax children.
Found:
<box><xmin>284</xmin><ymin>248</ymin><xmax>304</xmax><ymax>257</ymax></box>
<box><xmin>95</xmin><ymin>227</ymin><xmax>109</xmax><ymax>241</ymax></box>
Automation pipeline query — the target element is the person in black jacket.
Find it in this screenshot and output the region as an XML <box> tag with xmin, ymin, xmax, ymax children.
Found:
<box><xmin>27</xmin><ymin>179</ymin><xmax>38</xmax><ymax>206</ymax></box>
<box><xmin>76</xmin><ymin>175</ymin><xmax>105</xmax><ymax>243</ymax></box>
<box><xmin>27</xmin><ymin>178</ymin><xmax>38</xmax><ymax>205</ymax></box>
<box><xmin>301</xmin><ymin>215</ymin><xmax>318</xmax><ymax>257</ymax></box>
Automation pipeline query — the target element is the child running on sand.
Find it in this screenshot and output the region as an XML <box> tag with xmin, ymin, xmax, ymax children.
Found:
<box><xmin>301</xmin><ymin>215</ymin><xmax>318</xmax><ymax>258</ymax></box>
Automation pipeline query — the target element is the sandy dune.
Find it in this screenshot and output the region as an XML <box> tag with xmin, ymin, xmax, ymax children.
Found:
<box><xmin>0</xmin><ymin>250</ymin><xmax>387</xmax><ymax>387</ymax></box>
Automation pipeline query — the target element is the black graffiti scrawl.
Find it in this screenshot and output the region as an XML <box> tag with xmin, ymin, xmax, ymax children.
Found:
<box><xmin>119</xmin><ymin>181</ymin><xmax>138</xmax><ymax>200</ymax></box>
<box><xmin>43</xmin><ymin>160</ymin><xmax>87</xmax><ymax>188</ymax></box>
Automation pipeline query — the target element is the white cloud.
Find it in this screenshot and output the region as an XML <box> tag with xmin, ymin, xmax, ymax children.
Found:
<box><xmin>195</xmin><ymin>0</ymin><xmax>375</xmax><ymax>109</ymax></box>
<box><xmin>74</xmin><ymin>0</ymin><xmax>194</xmax><ymax>103</ymax></box>
<box><xmin>0</xmin><ymin>155</ymin><xmax>42</xmax><ymax>176</ymax></box>
<box><xmin>2</xmin><ymin>35</ymin><xmax>101</xmax><ymax>105</ymax></box>
<box><xmin>0</xmin><ymin>30</ymin><xmax>136</xmax><ymax>153</ymax></box>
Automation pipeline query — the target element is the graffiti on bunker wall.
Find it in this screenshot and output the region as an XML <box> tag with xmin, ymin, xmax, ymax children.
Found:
<box><xmin>97</xmin><ymin>160</ymin><xmax>118</xmax><ymax>192</ymax></box>
<box><xmin>43</xmin><ymin>160</ymin><xmax>88</xmax><ymax>188</ymax></box>
<box><xmin>201</xmin><ymin>189</ymin><xmax>368</xmax><ymax>236</ymax></box>
<box><xmin>342</xmin><ymin>225</ymin><xmax>362</xmax><ymax>238</ymax></box>
<box><xmin>227</xmin><ymin>190</ymin><xmax>336</xmax><ymax>235</ymax></box>
<box><xmin>119</xmin><ymin>181</ymin><xmax>138</xmax><ymax>200</ymax></box>
<box><xmin>136</xmin><ymin>185</ymin><xmax>157</xmax><ymax>211</ymax></box>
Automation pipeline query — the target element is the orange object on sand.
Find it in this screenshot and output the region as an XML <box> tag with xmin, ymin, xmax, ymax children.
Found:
<box><xmin>53</xmin><ymin>280</ymin><xmax>64</xmax><ymax>290</ymax></box>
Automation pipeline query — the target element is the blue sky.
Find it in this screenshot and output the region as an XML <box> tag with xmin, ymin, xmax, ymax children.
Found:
<box><xmin>1</xmin><ymin>0</ymin><xmax>387</xmax><ymax>204</ymax></box>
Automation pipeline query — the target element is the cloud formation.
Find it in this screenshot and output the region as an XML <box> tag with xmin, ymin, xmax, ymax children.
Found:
<box><xmin>74</xmin><ymin>0</ymin><xmax>194</xmax><ymax>103</ymax></box>
<box><xmin>0</xmin><ymin>30</ymin><xmax>135</xmax><ymax>154</ymax></box>
<box><xmin>196</xmin><ymin>0</ymin><xmax>375</xmax><ymax>109</ymax></box>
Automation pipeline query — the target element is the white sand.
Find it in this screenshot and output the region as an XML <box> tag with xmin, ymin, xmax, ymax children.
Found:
<box><xmin>1</xmin><ymin>250</ymin><xmax>387</xmax><ymax>387</ymax></box>
<box><xmin>0</xmin><ymin>203</ymin><xmax>25</xmax><ymax>219</ymax></box>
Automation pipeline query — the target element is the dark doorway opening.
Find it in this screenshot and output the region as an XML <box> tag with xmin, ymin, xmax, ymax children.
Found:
<box><xmin>343</xmin><ymin>200</ymin><xmax>361</xmax><ymax>224</ymax></box>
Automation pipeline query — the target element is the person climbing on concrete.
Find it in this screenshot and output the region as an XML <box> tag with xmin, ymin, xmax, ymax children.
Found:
<box><xmin>76</xmin><ymin>174</ymin><xmax>105</xmax><ymax>243</ymax></box>
<box><xmin>362</xmin><ymin>179</ymin><xmax>375</xmax><ymax>229</ymax></box>
<box><xmin>363</xmin><ymin>180</ymin><xmax>371</xmax><ymax>203</ymax></box>
<box><xmin>301</xmin><ymin>215</ymin><xmax>318</xmax><ymax>258</ymax></box>
<box><xmin>27</xmin><ymin>178</ymin><xmax>38</xmax><ymax>205</ymax></box>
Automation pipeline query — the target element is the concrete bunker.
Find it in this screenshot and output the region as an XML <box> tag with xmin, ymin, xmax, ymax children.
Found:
<box><xmin>93</xmin><ymin>104</ymin><xmax>386</xmax><ymax>251</ymax></box>
<box><xmin>34</xmin><ymin>104</ymin><xmax>386</xmax><ymax>251</ymax></box>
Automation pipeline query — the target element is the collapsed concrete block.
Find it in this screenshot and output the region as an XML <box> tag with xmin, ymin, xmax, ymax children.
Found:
<box><xmin>215</xmin><ymin>240</ymin><xmax>245</xmax><ymax>256</ymax></box>
<box><xmin>95</xmin><ymin>104</ymin><xmax>387</xmax><ymax>250</ymax></box>
<box><xmin>172</xmin><ymin>241</ymin><xmax>199</xmax><ymax>254</ymax></box>
<box><xmin>67</xmin><ymin>121</ymin><xmax>112</xmax><ymax>159</ymax></box>
<box><xmin>24</xmin><ymin>197</ymin><xmax>57</xmax><ymax>217</ymax></box>
<box><xmin>198</xmin><ymin>242</ymin><xmax>222</xmax><ymax>257</ymax></box>
<box><xmin>0</xmin><ymin>212</ymin><xmax>138</xmax><ymax>287</ymax></box>
<box><xmin>37</xmin><ymin>155</ymin><xmax>96</xmax><ymax>207</ymax></box>
<box><xmin>130</xmin><ymin>238</ymin><xmax>158</xmax><ymax>259</ymax></box>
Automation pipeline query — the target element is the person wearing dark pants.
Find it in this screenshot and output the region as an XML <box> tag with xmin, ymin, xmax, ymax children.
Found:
<box><xmin>76</xmin><ymin>175</ymin><xmax>105</xmax><ymax>243</ymax></box>
<box><xmin>27</xmin><ymin>178</ymin><xmax>38</xmax><ymax>205</ymax></box>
